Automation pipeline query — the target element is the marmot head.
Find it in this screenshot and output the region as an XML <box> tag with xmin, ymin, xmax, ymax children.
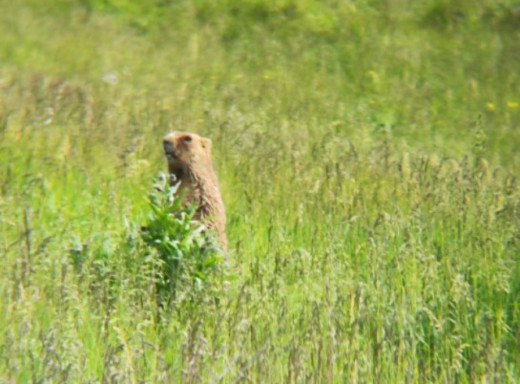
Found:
<box><xmin>163</xmin><ymin>131</ymin><xmax>212</xmax><ymax>177</ymax></box>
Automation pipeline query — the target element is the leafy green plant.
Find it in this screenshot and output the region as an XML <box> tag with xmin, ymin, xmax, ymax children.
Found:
<box><xmin>140</xmin><ymin>173</ymin><xmax>223</xmax><ymax>308</ymax></box>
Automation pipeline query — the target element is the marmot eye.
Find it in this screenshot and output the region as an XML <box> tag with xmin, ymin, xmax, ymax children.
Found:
<box><xmin>182</xmin><ymin>136</ymin><xmax>192</xmax><ymax>143</ymax></box>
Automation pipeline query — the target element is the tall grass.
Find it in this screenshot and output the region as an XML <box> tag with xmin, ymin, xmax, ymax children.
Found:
<box><xmin>1</xmin><ymin>0</ymin><xmax>520</xmax><ymax>382</ymax></box>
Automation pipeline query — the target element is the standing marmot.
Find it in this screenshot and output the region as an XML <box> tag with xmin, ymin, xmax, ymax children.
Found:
<box><xmin>163</xmin><ymin>131</ymin><xmax>227</xmax><ymax>249</ymax></box>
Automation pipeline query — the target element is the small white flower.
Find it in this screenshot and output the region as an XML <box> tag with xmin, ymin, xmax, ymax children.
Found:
<box><xmin>102</xmin><ymin>72</ymin><xmax>118</xmax><ymax>85</ymax></box>
<box><xmin>43</xmin><ymin>107</ymin><xmax>54</xmax><ymax>125</ymax></box>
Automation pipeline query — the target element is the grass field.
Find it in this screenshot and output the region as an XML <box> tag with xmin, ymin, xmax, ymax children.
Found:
<box><xmin>1</xmin><ymin>0</ymin><xmax>520</xmax><ymax>382</ymax></box>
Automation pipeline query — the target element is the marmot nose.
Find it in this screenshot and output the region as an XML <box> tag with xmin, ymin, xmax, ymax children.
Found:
<box><xmin>163</xmin><ymin>139</ymin><xmax>174</xmax><ymax>152</ymax></box>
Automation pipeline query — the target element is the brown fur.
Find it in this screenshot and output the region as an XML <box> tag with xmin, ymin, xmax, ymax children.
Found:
<box><xmin>163</xmin><ymin>131</ymin><xmax>227</xmax><ymax>248</ymax></box>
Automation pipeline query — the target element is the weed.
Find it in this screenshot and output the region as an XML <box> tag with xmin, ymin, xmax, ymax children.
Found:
<box><xmin>141</xmin><ymin>174</ymin><xmax>224</xmax><ymax>309</ymax></box>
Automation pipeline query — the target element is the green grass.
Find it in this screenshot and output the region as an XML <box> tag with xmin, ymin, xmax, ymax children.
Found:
<box><xmin>1</xmin><ymin>0</ymin><xmax>520</xmax><ymax>382</ymax></box>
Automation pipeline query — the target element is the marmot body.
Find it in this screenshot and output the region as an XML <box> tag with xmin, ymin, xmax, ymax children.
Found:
<box><xmin>163</xmin><ymin>131</ymin><xmax>227</xmax><ymax>248</ymax></box>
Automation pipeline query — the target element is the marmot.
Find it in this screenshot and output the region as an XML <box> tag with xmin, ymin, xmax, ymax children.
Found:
<box><xmin>163</xmin><ymin>131</ymin><xmax>227</xmax><ymax>249</ymax></box>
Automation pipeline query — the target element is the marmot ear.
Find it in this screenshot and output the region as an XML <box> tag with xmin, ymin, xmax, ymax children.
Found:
<box><xmin>201</xmin><ymin>137</ymin><xmax>212</xmax><ymax>154</ymax></box>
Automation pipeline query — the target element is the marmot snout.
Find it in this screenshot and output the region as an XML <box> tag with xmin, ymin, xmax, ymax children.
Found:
<box><xmin>163</xmin><ymin>131</ymin><xmax>227</xmax><ymax>248</ymax></box>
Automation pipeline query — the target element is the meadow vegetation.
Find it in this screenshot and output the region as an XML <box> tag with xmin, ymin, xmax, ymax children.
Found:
<box><xmin>1</xmin><ymin>0</ymin><xmax>520</xmax><ymax>382</ymax></box>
